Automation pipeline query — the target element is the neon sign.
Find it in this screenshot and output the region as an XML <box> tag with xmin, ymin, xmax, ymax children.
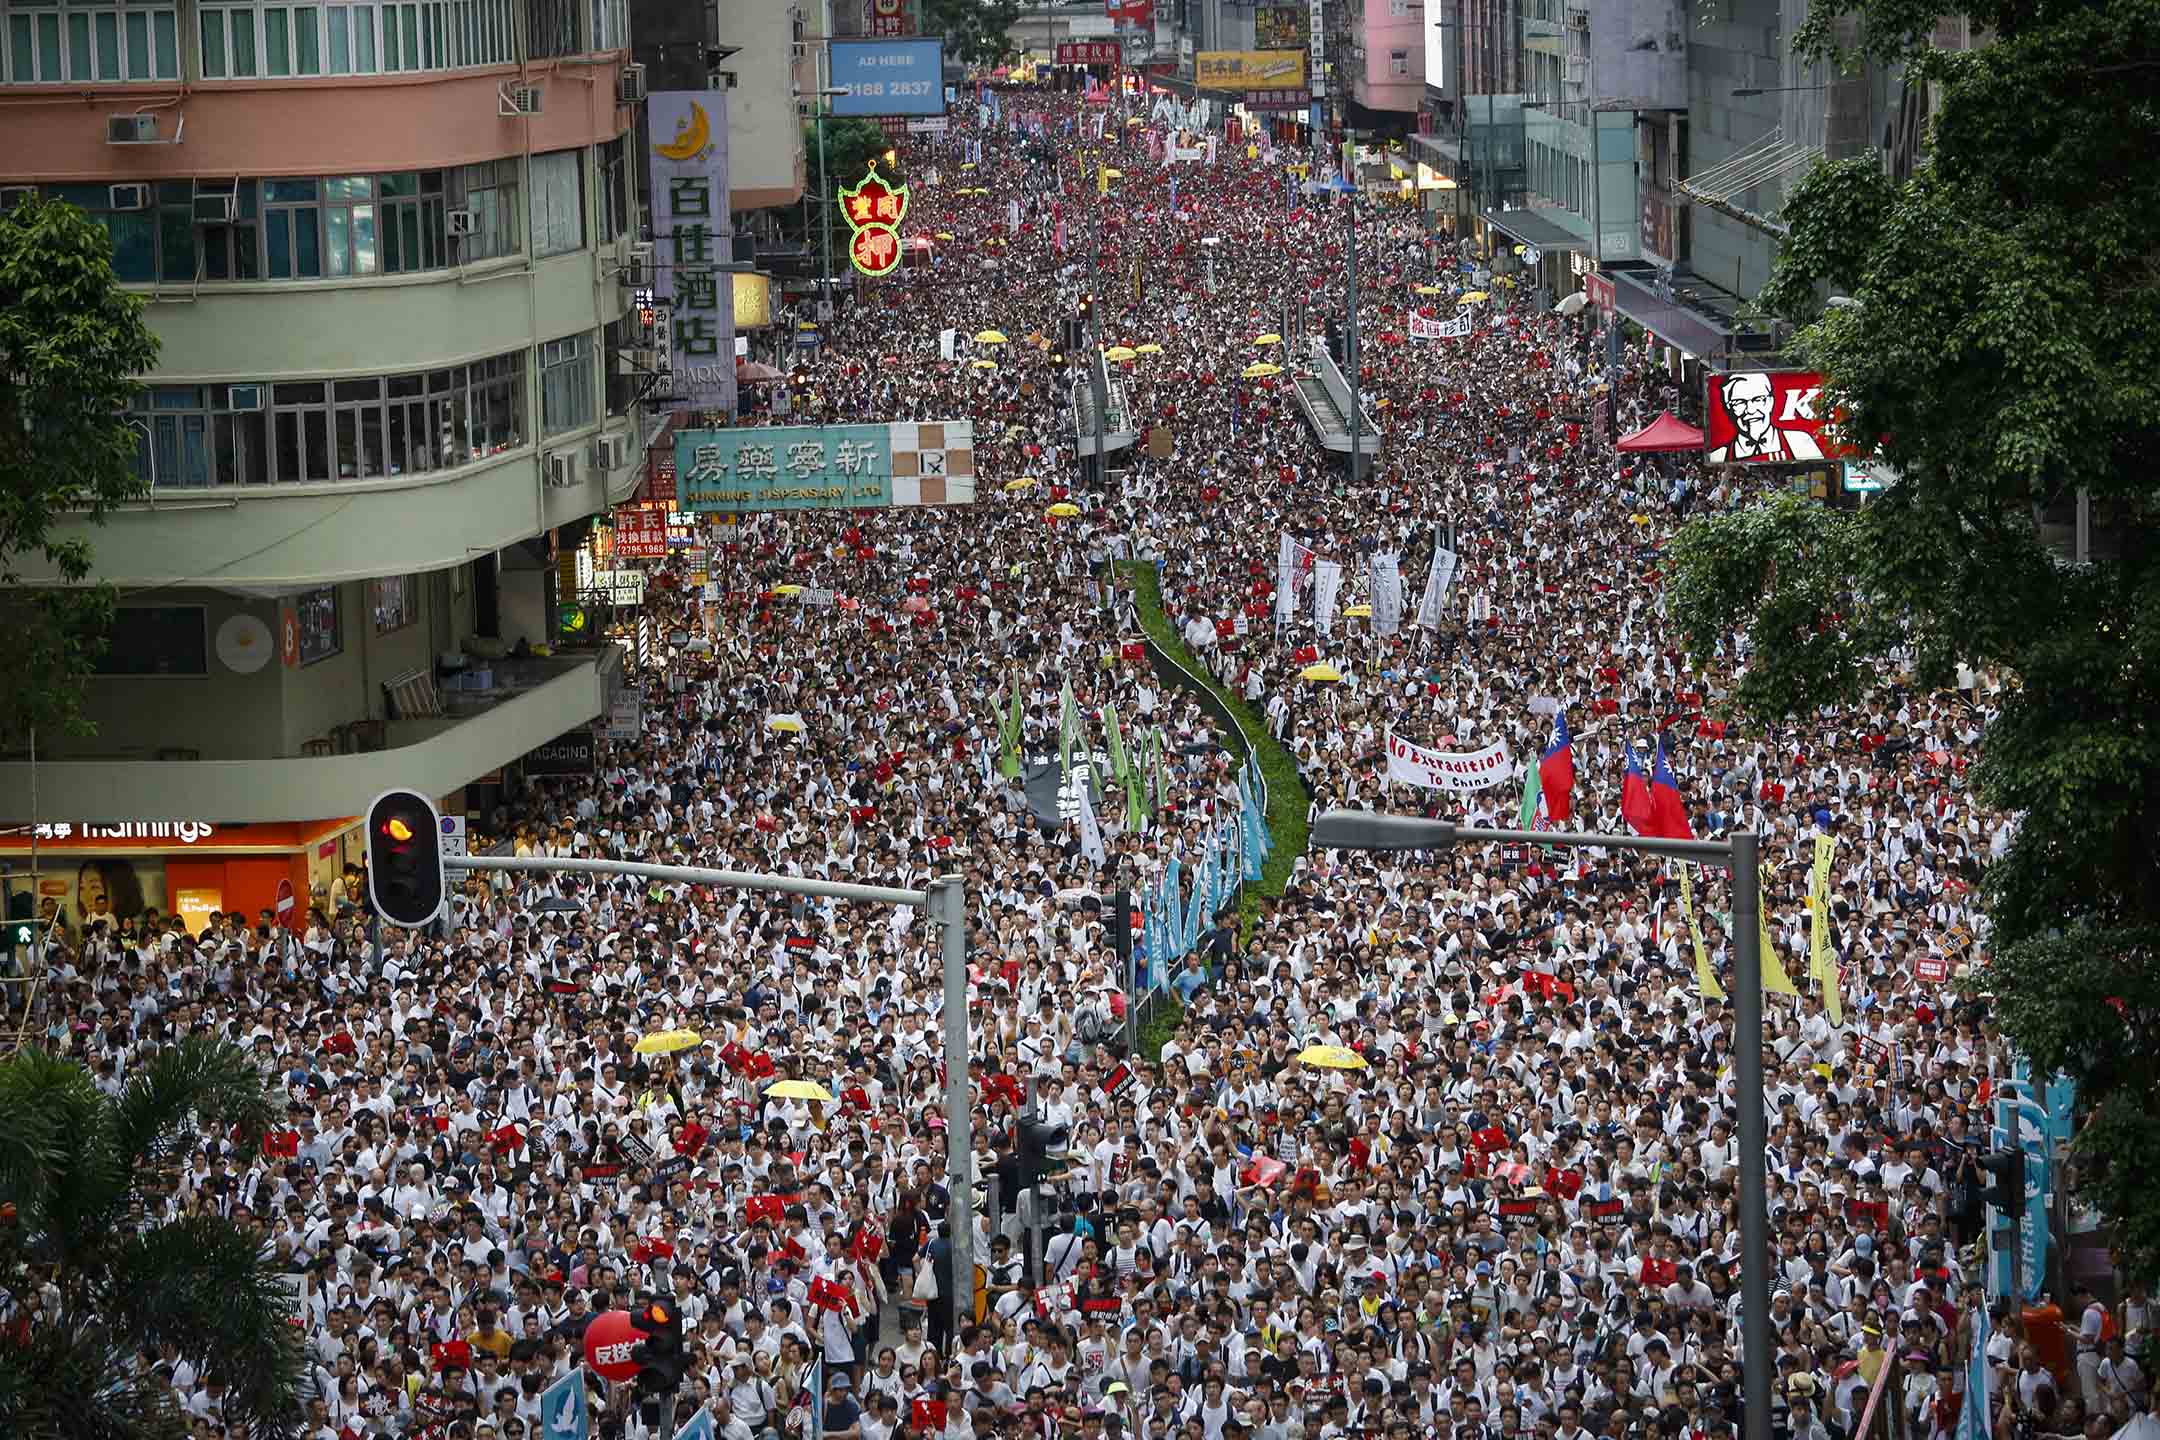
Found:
<box><xmin>838</xmin><ymin>162</ymin><xmax>910</xmax><ymax>278</ymax></box>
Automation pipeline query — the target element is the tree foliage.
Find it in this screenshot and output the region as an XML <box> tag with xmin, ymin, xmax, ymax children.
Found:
<box><xmin>0</xmin><ymin>1038</ymin><xmax>306</xmax><ymax>1440</ymax></box>
<box><xmin>0</xmin><ymin>196</ymin><xmax>161</xmax><ymax>749</ymax></box>
<box><xmin>1666</xmin><ymin>0</ymin><xmax>2160</xmax><ymax>1278</ymax></box>
<box><xmin>922</xmin><ymin>0</ymin><xmax>1022</xmax><ymax>67</ymax></box>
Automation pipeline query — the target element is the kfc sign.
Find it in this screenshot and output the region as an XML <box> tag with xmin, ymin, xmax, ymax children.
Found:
<box><xmin>1703</xmin><ymin>370</ymin><xmax>1858</xmax><ymax>465</ymax></box>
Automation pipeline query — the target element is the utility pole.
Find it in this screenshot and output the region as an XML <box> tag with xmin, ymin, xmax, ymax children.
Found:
<box><xmin>1089</xmin><ymin>156</ymin><xmax>1110</xmax><ymax>490</ymax></box>
<box><xmin>812</xmin><ymin>83</ymin><xmax>847</xmax><ymax>312</ymax></box>
<box><xmin>1344</xmin><ymin>127</ymin><xmax>1362</xmax><ymax>482</ymax></box>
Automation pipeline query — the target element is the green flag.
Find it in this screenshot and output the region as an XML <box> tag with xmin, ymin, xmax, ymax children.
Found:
<box><xmin>1517</xmin><ymin>756</ymin><xmax>1542</xmax><ymax>830</ymax></box>
<box><xmin>999</xmin><ymin>676</ymin><xmax>1023</xmax><ymax>779</ymax></box>
<box><xmin>1059</xmin><ymin>677</ymin><xmax>1079</xmax><ymax>784</ymax></box>
<box><xmin>1105</xmin><ymin>702</ymin><xmax>1138</xmax><ymax>829</ymax></box>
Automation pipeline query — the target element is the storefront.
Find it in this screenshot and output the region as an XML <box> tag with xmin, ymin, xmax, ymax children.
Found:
<box><xmin>0</xmin><ymin>817</ymin><xmax>363</xmax><ymax>934</ymax></box>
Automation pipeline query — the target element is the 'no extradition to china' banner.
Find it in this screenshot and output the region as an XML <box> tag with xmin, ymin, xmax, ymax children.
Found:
<box><xmin>674</xmin><ymin>421</ymin><xmax>977</xmax><ymax>514</ymax></box>
<box><xmin>1385</xmin><ymin>731</ymin><xmax>1512</xmax><ymax>792</ymax></box>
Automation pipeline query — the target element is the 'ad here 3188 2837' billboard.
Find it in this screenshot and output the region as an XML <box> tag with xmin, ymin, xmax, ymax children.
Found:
<box><xmin>830</xmin><ymin>37</ymin><xmax>946</xmax><ymax>117</ymax></box>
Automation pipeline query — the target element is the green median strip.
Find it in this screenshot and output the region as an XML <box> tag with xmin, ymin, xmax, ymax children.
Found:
<box><xmin>1121</xmin><ymin>561</ymin><xmax>1310</xmax><ymax>940</ymax></box>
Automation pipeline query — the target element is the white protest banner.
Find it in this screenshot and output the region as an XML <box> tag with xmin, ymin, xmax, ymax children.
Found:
<box><xmin>1370</xmin><ymin>554</ymin><xmax>1402</xmax><ymax>637</ymax></box>
<box><xmin>939</xmin><ymin>328</ymin><xmax>957</xmax><ymax>361</ymax></box>
<box><xmin>1385</xmin><ymin>731</ymin><xmax>1513</xmax><ymax>792</ymax></box>
<box><xmin>1414</xmin><ymin>547</ymin><xmax>1458</xmax><ymax>629</ymax></box>
<box><xmin>1276</xmin><ymin>532</ymin><xmax>1314</xmax><ymax>627</ymax></box>
<box><xmin>1409</xmin><ymin>311</ymin><xmax>1473</xmax><ymax>341</ymax></box>
<box><xmin>1312</xmin><ymin>560</ymin><xmax>1343</xmax><ymax>635</ymax></box>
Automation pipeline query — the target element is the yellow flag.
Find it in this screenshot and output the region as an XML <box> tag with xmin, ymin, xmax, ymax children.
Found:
<box><xmin>1679</xmin><ymin>866</ymin><xmax>1724</xmax><ymax>1000</ymax></box>
<box><xmin>1810</xmin><ymin>834</ymin><xmax>1842</xmax><ymax>1024</ymax></box>
<box><xmin>1098</xmin><ymin>163</ymin><xmax>1110</xmax><ymax>197</ymax></box>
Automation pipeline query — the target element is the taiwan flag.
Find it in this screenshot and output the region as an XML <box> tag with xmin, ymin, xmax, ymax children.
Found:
<box><xmin>1651</xmin><ymin>734</ymin><xmax>1694</xmax><ymax>840</ymax></box>
<box><xmin>1537</xmin><ymin>711</ymin><xmax>1575</xmax><ymax>824</ymax></box>
<box><xmin>1620</xmin><ymin>743</ymin><xmax>1655</xmax><ymax>836</ymax></box>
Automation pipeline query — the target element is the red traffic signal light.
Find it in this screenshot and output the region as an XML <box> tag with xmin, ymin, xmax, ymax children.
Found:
<box><xmin>365</xmin><ymin>788</ymin><xmax>446</xmax><ymax>929</ymax></box>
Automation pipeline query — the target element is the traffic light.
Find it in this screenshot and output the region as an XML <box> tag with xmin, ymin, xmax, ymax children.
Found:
<box><xmin>1106</xmin><ymin>889</ymin><xmax>1133</xmax><ymax>984</ymax></box>
<box><xmin>365</xmin><ymin>788</ymin><xmax>446</xmax><ymax>928</ymax></box>
<box><xmin>627</xmin><ymin>1295</ymin><xmax>687</xmax><ymax>1396</ymax></box>
<box><xmin>1016</xmin><ymin>1111</ymin><xmax>1071</xmax><ymax>1189</ymax></box>
<box><xmin>1979</xmin><ymin>1149</ymin><xmax>2026</xmax><ymax>1214</ymax></box>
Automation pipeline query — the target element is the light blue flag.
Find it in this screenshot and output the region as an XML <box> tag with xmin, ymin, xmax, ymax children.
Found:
<box><xmin>1240</xmin><ymin>775</ymin><xmax>1267</xmax><ymax>881</ymax></box>
<box><xmin>1214</xmin><ymin>824</ymin><xmax>1237</xmax><ymax>911</ymax></box>
<box><xmin>1185</xmin><ymin>849</ymin><xmax>1211</xmax><ymax>949</ymax></box>
<box><xmin>540</xmin><ymin>1370</ymin><xmax>590</xmax><ymax>1440</ymax></box>
<box><xmin>1958</xmin><ymin>1298</ymin><xmax>1991</xmax><ymax>1440</ymax></box>
<box><xmin>675</xmin><ymin>1408</ymin><xmax>716</xmax><ymax>1440</ymax></box>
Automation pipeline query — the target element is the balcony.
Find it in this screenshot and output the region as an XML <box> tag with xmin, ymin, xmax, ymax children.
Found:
<box><xmin>0</xmin><ymin>647</ymin><xmax>621</xmax><ymax>823</ymax></box>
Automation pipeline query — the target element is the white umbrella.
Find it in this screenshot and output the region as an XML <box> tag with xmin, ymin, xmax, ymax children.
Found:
<box><xmin>1554</xmin><ymin>291</ymin><xmax>1589</xmax><ymax>317</ymax></box>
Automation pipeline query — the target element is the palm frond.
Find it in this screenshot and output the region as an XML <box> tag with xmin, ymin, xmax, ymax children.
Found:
<box><xmin>0</xmin><ymin>1045</ymin><xmax>74</xmax><ymax>1207</ymax></box>
<box><xmin>0</xmin><ymin>1309</ymin><xmax>188</xmax><ymax>1440</ymax></box>
<box><xmin>95</xmin><ymin>1214</ymin><xmax>306</xmax><ymax>1440</ymax></box>
<box><xmin>0</xmin><ymin>1047</ymin><xmax>125</xmax><ymax>1269</ymax></box>
<box><xmin>109</xmin><ymin>1035</ymin><xmax>279</xmax><ymax>1173</ymax></box>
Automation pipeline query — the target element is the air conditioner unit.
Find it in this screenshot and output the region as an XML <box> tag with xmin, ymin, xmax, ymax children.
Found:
<box><xmin>106</xmin><ymin>113</ymin><xmax>159</xmax><ymax>144</ymax></box>
<box><xmin>109</xmin><ymin>183</ymin><xmax>151</xmax><ymax>212</ymax></box>
<box><xmin>592</xmin><ymin>433</ymin><xmax>633</xmax><ymax>472</ymax></box>
<box><xmin>501</xmin><ymin>84</ymin><xmax>544</xmax><ymax>116</ymax></box>
<box><xmin>227</xmin><ymin>383</ymin><xmax>264</xmax><ymax>411</ymax></box>
<box><xmin>545</xmin><ymin>451</ymin><xmax>579</xmax><ymax>488</ymax></box>
<box><xmin>0</xmin><ymin>186</ymin><xmax>33</xmax><ymax>212</ymax></box>
<box><xmin>616</xmin><ymin>63</ymin><xmax>647</xmax><ymax>104</ymax></box>
<box><xmin>446</xmin><ymin>207</ymin><xmax>478</xmax><ymax>238</ymax></box>
<box><xmin>618</xmin><ymin>241</ymin><xmax>654</xmax><ymax>287</ymax></box>
<box><xmin>192</xmin><ymin>194</ymin><xmax>238</xmax><ymax>224</ymax></box>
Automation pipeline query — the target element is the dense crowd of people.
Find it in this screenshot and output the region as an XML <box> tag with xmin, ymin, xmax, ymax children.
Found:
<box><xmin>20</xmin><ymin>74</ymin><xmax>2129</xmax><ymax>1440</ymax></box>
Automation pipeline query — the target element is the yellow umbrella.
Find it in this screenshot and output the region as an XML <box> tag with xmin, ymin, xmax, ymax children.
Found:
<box><xmin>960</xmin><ymin>162</ymin><xmax>977</xmax><ymax>170</ymax></box>
<box><xmin>634</xmin><ymin>1028</ymin><xmax>704</xmax><ymax>1056</ymax></box>
<box><xmin>970</xmin><ymin>359</ymin><xmax>999</xmax><ymax>370</ymax></box>
<box><xmin>1460</xmin><ymin>291</ymin><xmax>1489</xmax><ymax>304</ymax></box>
<box><xmin>1344</xmin><ymin>604</ymin><xmax>1373</xmax><ymax>618</ymax></box>
<box><xmin>1134</xmin><ymin>343</ymin><xmax>1164</xmax><ymax>354</ymax></box>
<box><xmin>766</xmin><ymin>713</ymin><xmax>806</xmax><ymax>734</ymax></box>
<box><xmin>1414</xmin><ymin>284</ymin><xmax>1444</xmax><ymax>295</ymax></box>
<box><xmin>772</xmin><ymin>583</ymin><xmax>804</xmax><ymax>596</ymax></box>
<box><xmin>767</xmin><ymin>1079</ymin><xmax>835</xmax><ymax>1102</ymax></box>
<box><xmin>936</xmin><ymin>231</ymin><xmax>955</xmax><ymax>240</ymax></box>
<box><xmin>1103</xmin><ymin>345</ymin><xmax>1138</xmax><ymax>362</ymax></box>
<box><xmin>1004</xmin><ymin>477</ymin><xmax>1038</xmax><ymax>492</ymax></box>
<box><xmin>1296</xmin><ymin>1044</ymin><xmax>1369</xmax><ymax>1071</ymax></box>
<box><xmin>1254</xmin><ymin>333</ymin><xmax>1282</xmax><ymax>345</ymax></box>
<box><xmin>1241</xmin><ymin>362</ymin><xmax>1283</xmax><ymax>379</ymax></box>
<box><xmin>1125</xmin><ymin>116</ymin><xmax>1144</xmax><ymax>126</ymax></box>
<box><xmin>974</xmin><ymin>329</ymin><xmax>1008</xmax><ymax>344</ymax></box>
<box><xmin>1046</xmin><ymin>502</ymin><xmax>1082</xmax><ymax>518</ymax></box>
<box><xmin>1299</xmin><ymin>663</ymin><xmax>1343</xmax><ymax>683</ymax></box>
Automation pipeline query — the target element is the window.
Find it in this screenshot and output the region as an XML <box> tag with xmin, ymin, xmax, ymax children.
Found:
<box><xmin>4</xmin><ymin>0</ymin><xmax>179</xmax><ymax>84</ymax></box>
<box><xmin>454</xmin><ymin>158</ymin><xmax>519</xmax><ymax>262</ymax></box>
<box><xmin>1389</xmin><ymin>0</ymin><xmax>1409</xmax><ymax>14</ymax></box>
<box><xmin>1389</xmin><ymin>48</ymin><xmax>1409</xmax><ymax>78</ymax></box>
<box><xmin>589</xmin><ymin>0</ymin><xmax>623</xmax><ymax>51</ymax></box>
<box><xmin>370</xmin><ymin>574</ymin><xmax>419</xmax><ymax>633</ymax></box>
<box><xmin>525</xmin><ymin>0</ymin><xmax>573</xmax><ymax>58</ymax></box>
<box><xmin>322</xmin><ymin>175</ymin><xmax>379</xmax><ymax>276</ymax></box>
<box><xmin>129</xmin><ymin>349</ymin><xmax>525</xmax><ymax>487</ymax></box>
<box><xmin>294</xmin><ymin>586</ymin><xmax>340</xmax><ymax>665</ymax></box>
<box><xmin>95</xmin><ymin>605</ymin><xmax>208</xmax><ymax>677</ymax></box>
<box><xmin>539</xmin><ymin>331</ymin><xmax>594</xmax><ymax>436</ymax></box>
<box><xmin>264</xmin><ymin>177</ymin><xmax>321</xmax><ymax>279</ymax></box>
<box><xmin>197</xmin><ymin>180</ymin><xmax>261</xmax><ymax>280</ymax></box>
<box><xmin>195</xmin><ymin>0</ymin><xmax>509</xmax><ymax>80</ymax></box>
<box><xmin>527</xmin><ymin>149</ymin><xmax>582</xmax><ymax>258</ymax></box>
<box><xmin>379</xmin><ymin>170</ymin><xmax>446</xmax><ymax>272</ymax></box>
<box><xmin>597</xmin><ymin>135</ymin><xmax>627</xmax><ymax>245</ymax></box>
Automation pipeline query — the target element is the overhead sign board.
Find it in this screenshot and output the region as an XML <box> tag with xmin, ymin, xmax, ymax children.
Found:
<box><xmin>646</xmin><ymin>90</ymin><xmax>735</xmax><ymax>415</ymax></box>
<box><xmin>1843</xmin><ymin>459</ymin><xmax>1900</xmax><ymax>494</ymax></box>
<box><xmin>1195</xmin><ymin>50</ymin><xmax>1306</xmax><ymax>91</ymax></box>
<box><xmin>830</xmin><ymin>37</ymin><xmax>946</xmax><ymax>117</ymax></box>
<box><xmin>675</xmin><ymin>421</ymin><xmax>978</xmax><ymax>514</ymax></box>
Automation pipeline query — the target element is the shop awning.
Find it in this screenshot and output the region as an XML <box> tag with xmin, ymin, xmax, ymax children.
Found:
<box><xmin>1617</xmin><ymin>410</ymin><xmax>1706</xmax><ymax>453</ymax></box>
<box><xmin>1480</xmin><ymin>206</ymin><xmax>1588</xmax><ymax>253</ymax></box>
<box><xmin>1606</xmin><ymin>262</ymin><xmax>1739</xmax><ymax>360</ymax></box>
<box><xmin>1410</xmin><ymin>132</ymin><xmax>1465</xmax><ymax>168</ymax></box>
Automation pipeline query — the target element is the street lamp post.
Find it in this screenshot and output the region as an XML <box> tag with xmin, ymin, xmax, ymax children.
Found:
<box><xmin>1343</xmin><ymin>127</ymin><xmax>1362</xmax><ymax>482</ymax></box>
<box><xmin>812</xmin><ymin>85</ymin><xmax>849</xmax><ymax>306</ymax></box>
<box><xmin>1308</xmin><ymin>809</ymin><xmax>1771</xmax><ymax>1440</ymax></box>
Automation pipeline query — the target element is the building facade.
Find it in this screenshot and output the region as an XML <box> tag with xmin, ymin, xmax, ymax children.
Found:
<box><xmin>0</xmin><ymin>0</ymin><xmax>651</xmax><ymax>859</ymax></box>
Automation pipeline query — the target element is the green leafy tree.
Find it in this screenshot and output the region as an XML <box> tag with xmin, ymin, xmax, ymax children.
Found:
<box><xmin>0</xmin><ymin>195</ymin><xmax>161</xmax><ymax>750</ymax></box>
<box><xmin>1665</xmin><ymin>0</ymin><xmax>2160</xmax><ymax>1277</ymax></box>
<box><xmin>0</xmin><ymin>1037</ymin><xmax>306</xmax><ymax>1439</ymax></box>
<box><xmin>922</xmin><ymin>0</ymin><xmax>1022</xmax><ymax>67</ymax></box>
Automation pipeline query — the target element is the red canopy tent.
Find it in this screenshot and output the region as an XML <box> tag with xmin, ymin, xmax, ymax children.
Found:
<box><xmin>1616</xmin><ymin>411</ymin><xmax>1705</xmax><ymax>453</ymax></box>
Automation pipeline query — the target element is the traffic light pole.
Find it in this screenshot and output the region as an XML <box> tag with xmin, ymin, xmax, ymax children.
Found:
<box><xmin>438</xmin><ymin>853</ymin><xmax>976</xmax><ymax>1336</ymax></box>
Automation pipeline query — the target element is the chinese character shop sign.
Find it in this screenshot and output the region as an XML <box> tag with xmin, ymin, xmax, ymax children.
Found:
<box><xmin>674</xmin><ymin>421</ymin><xmax>980</xmax><ymax>513</ymax></box>
<box><xmin>839</xmin><ymin>162</ymin><xmax>910</xmax><ymax>278</ymax></box>
<box><xmin>647</xmin><ymin>91</ymin><xmax>737</xmax><ymax>415</ymax></box>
